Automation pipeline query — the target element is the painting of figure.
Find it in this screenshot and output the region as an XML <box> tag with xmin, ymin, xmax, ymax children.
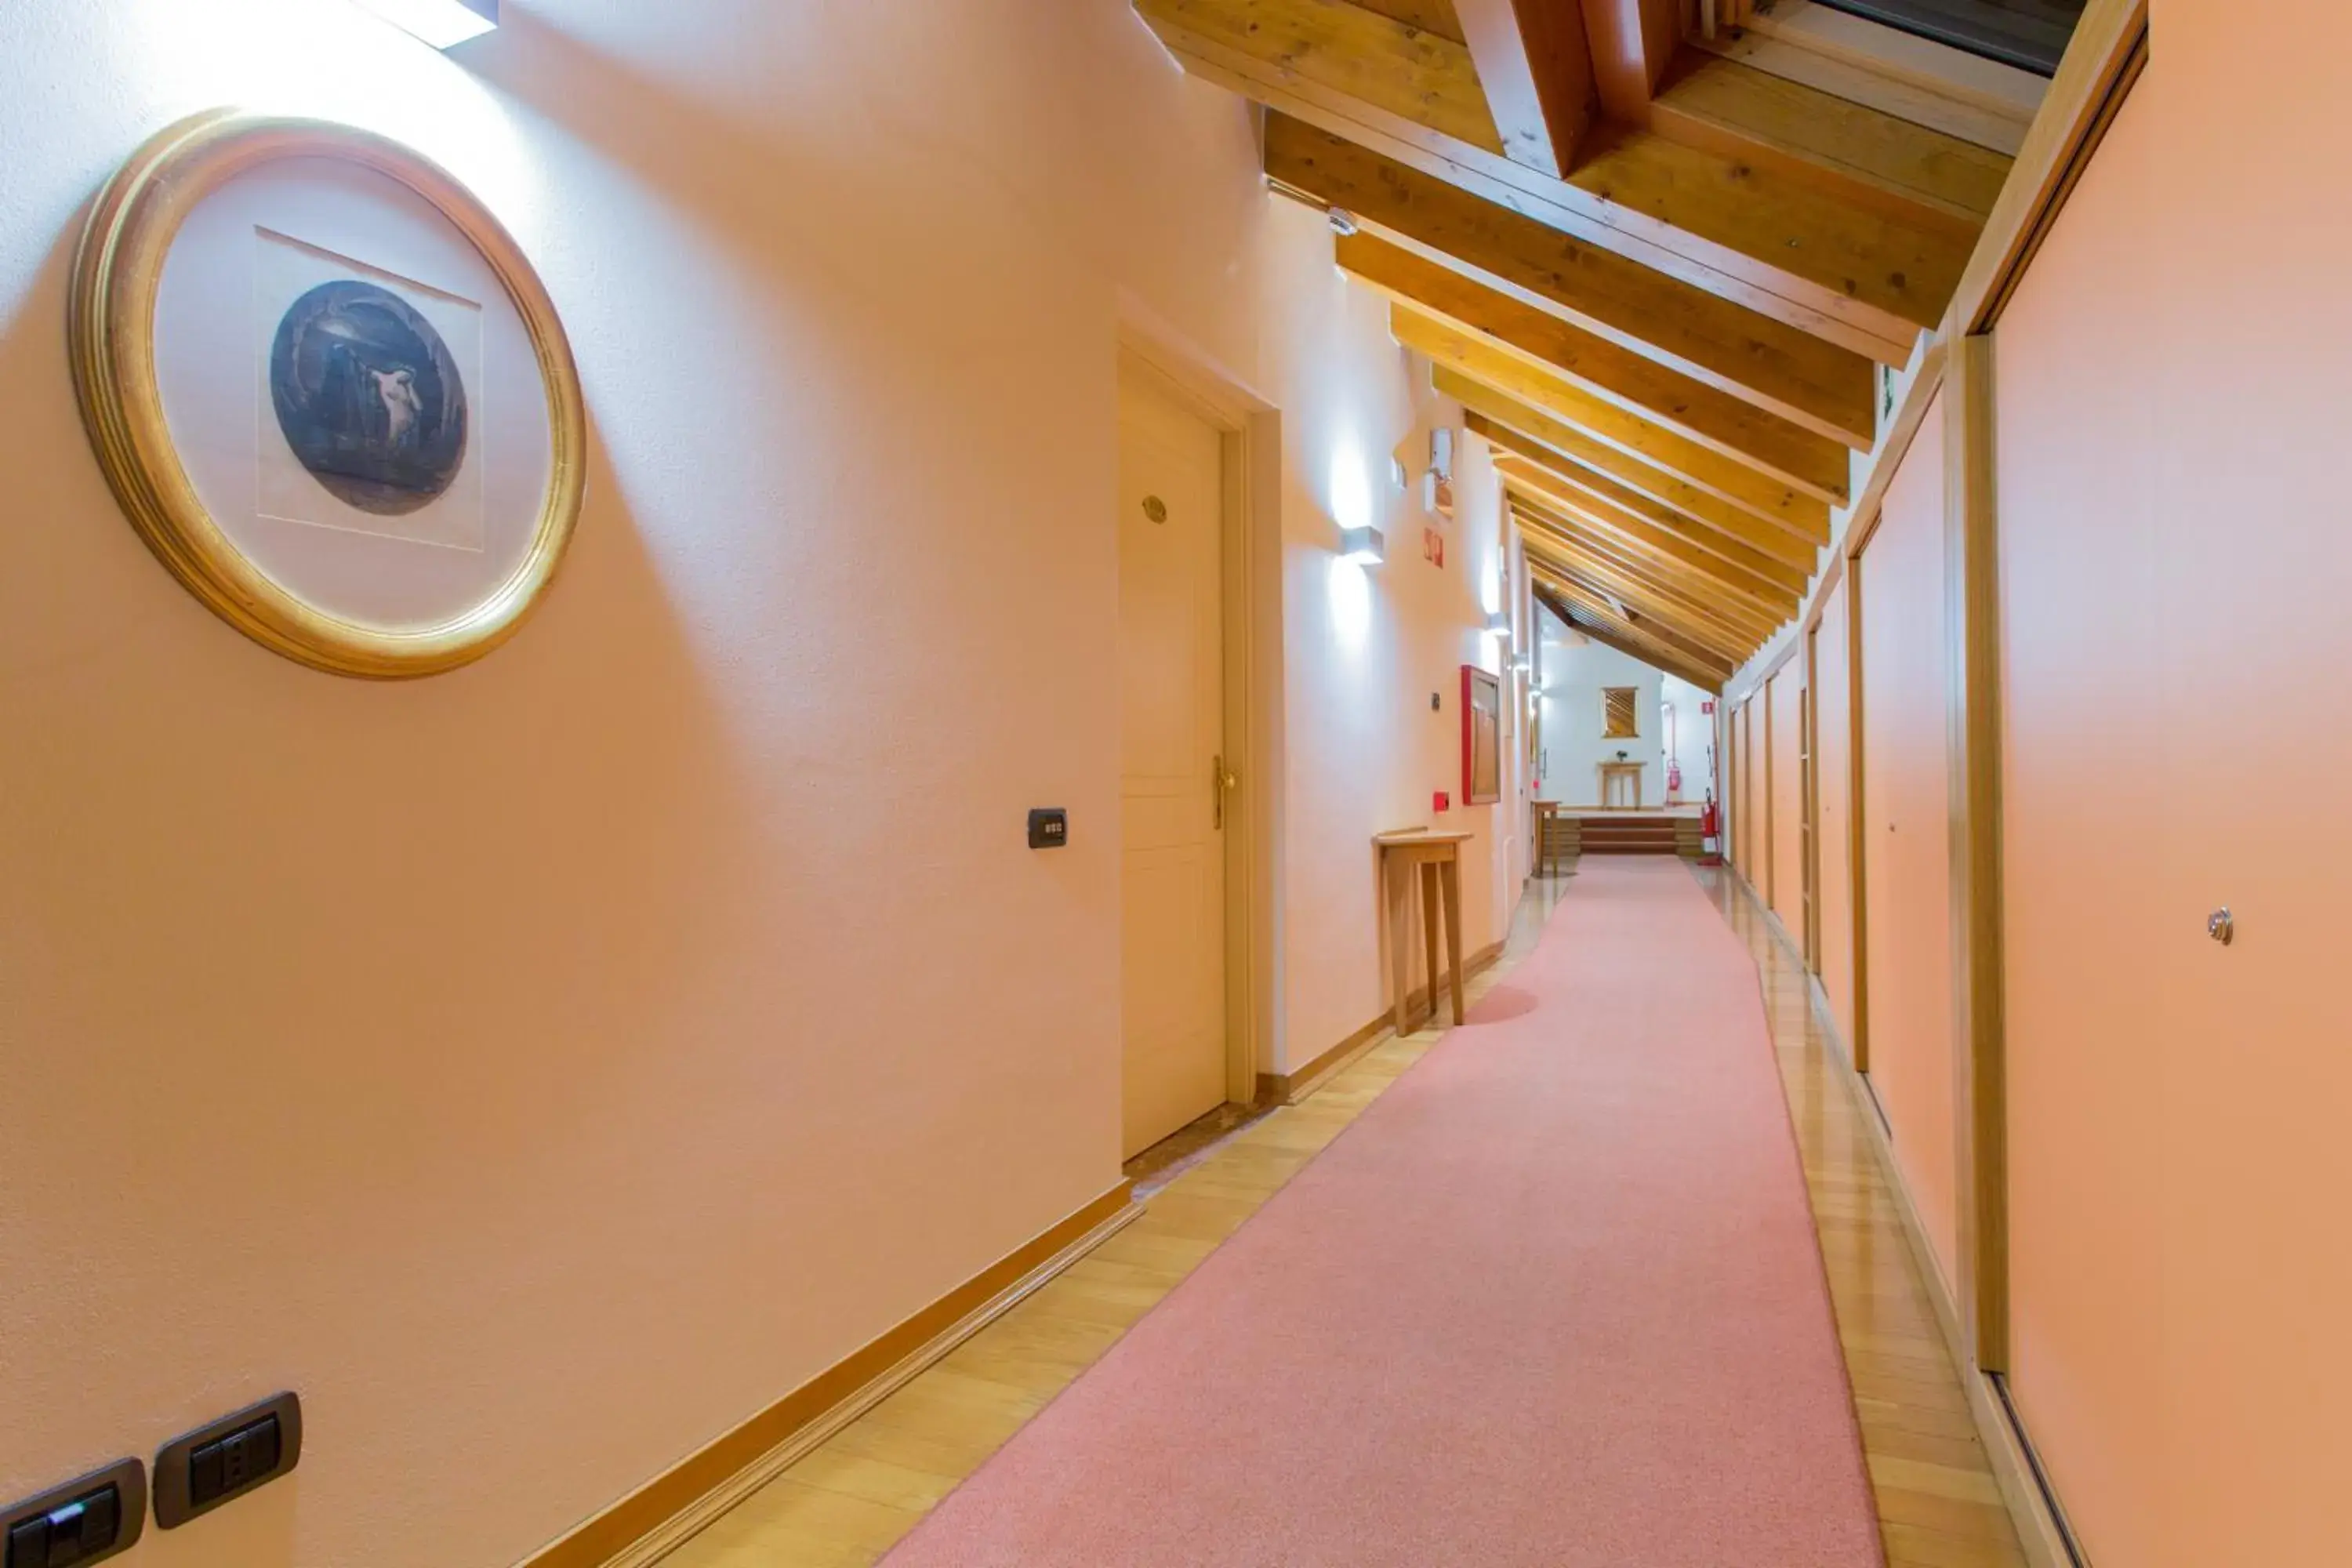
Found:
<box><xmin>270</xmin><ymin>278</ymin><xmax>467</xmax><ymax>516</ymax></box>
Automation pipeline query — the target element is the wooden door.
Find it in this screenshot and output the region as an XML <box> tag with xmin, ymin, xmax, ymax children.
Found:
<box><xmin>1117</xmin><ymin>370</ymin><xmax>1228</xmax><ymax>1159</ymax></box>
<box><xmin>1857</xmin><ymin>404</ymin><xmax>1959</xmax><ymax>1292</ymax></box>
<box><xmin>1813</xmin><ymin>578</ymin><xmax>1859</xmax><ymax>1054</ymax></box>
<box><xmin>1997</xmin><ymin>34</ymin><xmax>2352</xmax><ymax>1559</ymax></box>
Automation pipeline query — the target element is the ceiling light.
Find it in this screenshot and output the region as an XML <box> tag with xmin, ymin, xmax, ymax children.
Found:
<box><xmin>1338</xmin><ymin>526</ymin><xmax>1386</xmax><ymax>567</ymax></box>
<box><xmin>350</xmin><ymin>0</ymin><xmax>498</xmax><ymax>49</ymax></box>
<box><xmin>1328</xmin><ymin>208</ymin><xmax>1360</xmax><ymax>237</ymax></box>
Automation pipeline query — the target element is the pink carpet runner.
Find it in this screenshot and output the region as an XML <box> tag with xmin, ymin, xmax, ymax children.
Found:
<box><xmin>884</xmin><ymin>858</ymin><xmax>1882</xmax><ymax>1566</ymax></box>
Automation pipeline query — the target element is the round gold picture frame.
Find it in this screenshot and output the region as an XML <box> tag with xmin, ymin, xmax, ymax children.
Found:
<box><xmin>70</xmin><ymin>109</ymin><xmax>586</xmax><ymax>678</ymax></box>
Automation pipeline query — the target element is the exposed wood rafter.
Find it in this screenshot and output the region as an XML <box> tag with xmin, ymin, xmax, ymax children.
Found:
<box><xmin>1471</xmin><ymin>412</ymin><xmax>1826</xmax><ymax>564</ymax></box>
<box><xmin>1501</xmin><ymin>458</ymin><xmax>1809</xmax><ymax>601</ymax></box>
<box><xmin>1398</xmin><ymin>306</ymin><xmax>1850</xmax><ymax>505</ymax></box>
<box><xmin>1267</xmin><ymin>114</ymin><xmax>1884</xmax><ymax>430</ymax></box>
<box><xmin>1346</xmin><ymin>234</ymin><xmax>1868</xmax><ymax>458</ymax></box>
<box><xmin>1136</xmin><ymin>0</ymin><xmax>1505</xmax><ymax>152</ymax></box>
<box><xmin>1439</xmin><ymin>368</ymin><xmax>1831</xmax><ymax>541</ymax></box>
<box><xmin>1452</xmin><ymin>0</ymin><xmax>1600</xmax><ymax>176</ymax></box>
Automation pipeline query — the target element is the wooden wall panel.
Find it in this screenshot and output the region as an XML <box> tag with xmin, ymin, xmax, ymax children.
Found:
<box><xmin>1812</xmin><ymin>577</ymin><xmax>1856</xmax><ymax>1052</ymax></box>
<box><xmin>1735</xmin><ymin>700</ymin><xmax>1755</xmax><ymax>880</ymax></box>
<box><xmin>1997</xmin><ymin>10</ymin><xmax>2352</xmax><ymax>1552</ymax></box>
<box><xmin>1856</xmin><ymin>394</ymin><xmax>1958</xmax><ymax>1290</ymax></box>
<box><xmin>1767</xmin><ymin>665</ymin><xmax>1806</xmax><ymax>938</ymax></box>
<box><xmin>1991</xmin><ymin>84</ymin><xmax>2166</xmax><ymax>1562</ymax></box>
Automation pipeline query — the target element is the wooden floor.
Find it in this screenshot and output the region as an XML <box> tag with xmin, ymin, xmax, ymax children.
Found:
<box><xmin>1703</xmin><ymin>867</ymin><xmax>2027</xmax><ymax>1568</ymax></box>
<box><xmin>662</xmin><ymin>865</ymin><xmax>2024</xmax><ymax>1567</ymax></box>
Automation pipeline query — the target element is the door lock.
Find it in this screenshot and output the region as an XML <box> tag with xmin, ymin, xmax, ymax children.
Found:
<box><xmin>2208</xmin><ymin>907</ymin><xmax>2234</xmax><ymax>946</ymax></box>
<box><xmin>1212</xmin><ymin>754</ymin><xmax>1238</xmax><ymax>829</ymax></box>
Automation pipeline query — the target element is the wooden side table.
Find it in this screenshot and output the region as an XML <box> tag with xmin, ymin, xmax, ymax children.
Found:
<box><xmin>1531</xmin><ymin>800</ymin><xmax>1563</xmax><ymax>877</ymax></box>
<box><xmin>1374</xmin><ymin>829</ymin><xmax>1472</xmax><ymax>1035</ymax></box>
<box><xmin>1598</xmin><ymin>760</ymin><xmax>1645</xmax><ymax>809</ymax></box>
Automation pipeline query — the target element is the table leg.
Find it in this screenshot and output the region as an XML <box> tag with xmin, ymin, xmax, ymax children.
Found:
<box><xmin>1387</xmin><ymin>854</ymin><xmax>1413</xmax><ymax>1037</ymax></box>
<box><xmin>1441</xmin><ymin>858</ymin><xmax>1466</xmax><ymax>1025</ymax></box>
<box><xmin>1421</xmin><ymin>863</ymin><xmax>1441</xmax><ymax>1031</ymax></box>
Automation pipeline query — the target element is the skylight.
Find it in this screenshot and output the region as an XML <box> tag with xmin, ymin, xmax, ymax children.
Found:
<box><xmin>1807</xmin><ymin>0</ymin><xmax>2087</xmax><ymax>76</ymax></box>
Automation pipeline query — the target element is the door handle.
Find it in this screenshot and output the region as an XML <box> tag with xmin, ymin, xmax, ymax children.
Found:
<box><xmin>1212</xmin><ymin>754</ymin><xmax>1238</xmax><ymax>829</ymax></box>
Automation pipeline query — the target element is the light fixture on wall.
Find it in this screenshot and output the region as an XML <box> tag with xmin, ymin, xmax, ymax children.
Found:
<box><xmin>349</xmin><ymin>0</ymin><xmax>498</xmax><ymax>49</ymax></box>
<box><xmin>1327</xmin><ymin>208</ymin><xmax>1360</xmax><ymax>237</ymax></box>
<box><xmin>1338</xmin><ymin>526</ymin><xmax>1386</xmax><ymax>566</ymax></box>
<box><xmin>1484</xmin><ymin>611</ymin><xmax>1510</xmax><ymax>638</ymax></box>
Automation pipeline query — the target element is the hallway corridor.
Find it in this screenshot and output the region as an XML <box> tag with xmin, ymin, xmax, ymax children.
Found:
<box><xmin>668</xmin><ymin>863</ymin><xmax>2019</xmax><ymax>1566</ymax></box>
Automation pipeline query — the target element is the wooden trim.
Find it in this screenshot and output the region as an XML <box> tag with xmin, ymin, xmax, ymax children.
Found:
<box><xmin>1257</xmin><ymin>940</ymin><xmax>1508</xmax><ymax>1105</ymax></box>
<box><xmin>1760</xmin><ymin>670</ymin><xmax>1775</xmax><ymax>908</ymax></box>
<box><xmin>1943</xmin><ymin>334</ymin><xmax>2008</xmax><ymax>1374</ymax></box>
<box><xmin>1726</xmin><ymin>874</ymin><xmax>2069</xmax><ymax>1567</ymax></box>
<box><xmin>1946</xmin><ymin>0</ymin><xmax>2150</xmax><ymax>336</ymax></box>
<box><xmin>1802</xmin><ymin>624</ymin><xmax>1822</xmax><ymax>971</ymax></box>
<box><xmin>1843</xmin><ymin>547</ymin><xmax>1870</xmax><ymax>1075</ymax></box>
<box><xmin>1844</xmin><ymin>342</ymin><xmax>1949</xmax><ymax>561</ymax></box>
<box><xmin>518</xmin><ymin>1182</ymin><xmax>1140</xmax><ymax>1568</ymax></box>
<box><xmin>1113</xmin><ymin>328</ymin><xmax>1286</xmax><ymax>1112</ymax></box>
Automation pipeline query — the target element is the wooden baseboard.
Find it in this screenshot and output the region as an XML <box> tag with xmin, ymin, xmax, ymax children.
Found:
<box><xmin>516</xmin><ymin>1181</ymin><xmax>1140</xmax><ymax>1568</ymax></box>
<box><xmin>1725</xmin><ymin>871</ymin><xmax>2078</xmax><ymax>1568</ymax></box>
<box><xmin>1255</xmin><ymin>938</ymin><xmax>1507</xmax><ymax>1106</ymax></box>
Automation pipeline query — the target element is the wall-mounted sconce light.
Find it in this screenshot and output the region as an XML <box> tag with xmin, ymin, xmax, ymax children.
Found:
<box><xmin>1328</xmin><ymin>208</ymin><xmax>1360</xmax><ymax>237</ymax></box>
<box><xmin>350</xmin><ymin>0</ymin><xmax>498</xmax><ymax>49</ymax></box>
<box><xmin>1338</xmin><ymin>526</ymin><xmax>1386</xmax><ymax>566</ymax></box>
<box><xmin>1484</xmin><ymin>611</ymin><xmax>1511</xmax><ymax>638</ymax></box>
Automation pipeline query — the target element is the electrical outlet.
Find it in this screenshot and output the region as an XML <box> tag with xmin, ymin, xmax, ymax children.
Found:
<box><xmin>2</xmin><ymin>1460</ymin><xmax>144</xmax><ymax>1568</ymax></box>
<box><xmin>154</xmin><ymin>1394</ymin><xmax>301</xmax><ymax>1530</ymax></box>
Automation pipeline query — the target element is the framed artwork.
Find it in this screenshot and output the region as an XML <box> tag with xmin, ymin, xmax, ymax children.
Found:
<box><xmin>1603</xmin><ymin>686</ymin><xmax>1639</xmax><ymax>738</ymax></box>
<box><xmin>70</xmin><ymin>110</ymin><xmax>586</xmax><ymax>677</ymax></box>
<box><xmin>1461</xmin><ymin>664</ymin><xmax>1502</xmax><ymax>806</ymax></box>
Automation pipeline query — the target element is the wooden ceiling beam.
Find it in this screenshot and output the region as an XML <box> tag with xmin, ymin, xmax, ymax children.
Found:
<box><xmin>1440</xmin><ymin>368</ymin><xmax>1831</xmax><ymax>540</ymax></box>
<box><xmin>1136</xmin><ymin>0</ymin><xmax>1505</xmax><ymax>153</ymax></box>
<box><xmin>1516</xmin><ymin>500</ymin><xmax>1788</xmax><ymax>638</ymax></box>
<box><xmin>1402</xmin><ymin>307</ymin><xmax>1849</xmax><ymax>505</ymax></box>
<box><xmin>1536</xmin><ymin>576</ymin><xmax>1733</xmax><ymax>691</ymax></box>
<box><xmin>1508</xmin><ymin>484</ymin><xmax>1798</xmax><ymax>618</ymax></box>
<box><xmin>1648</xmin><ymin>51</ymin><xmax>2012</xmax><ymax>241</ymax></box>
<box><xmin>1580</xmin><ymin>0</ymin><xmax>1682</xmax><ymax>123</ymax></box>
<box><xmin>1519</xmin><ymin>520</ymin><xmax>1773</xmax><ymax>652</ymax></box>
<box><xmin>1349</xmin><ymin>234</ymin><xmax>1867</xmax><ymax>463</ymax></box>
<box><xmin>1497</xmin><ymin>458</ymin><xmax>1809</xmax><ymax>598</ymax></box>
<box><xmin>1485</xmin><ymin>432</ymin><xmax>1817</xmax><ymax>571</ymax></box>
<box><xmin>1534</xmin><ymin>565</ymin><xmax>1737</xmax><ymax>674</ymax></box>
<box><xmin>1261</xmin><ymin>111</ymin><xmax>1893</xmax><ymax>414</ymax></box>
<box><xmin>1560</xmin><ymin>607</ymin><xmax>1728</xmax><ymax>695</ymax></box>
<box><xmin>1452</xmin><ymin>0</ymin><xmax>1599</xmax><ymax>177</ymax></box>
<box><xmin>1511</xmin><ymin>491</ymin><xmax>1800</xmax><ymax>639</ymax></box>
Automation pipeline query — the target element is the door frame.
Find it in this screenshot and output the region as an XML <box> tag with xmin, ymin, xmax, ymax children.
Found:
<box><xmin>1115</xmin><ymin>318</ymin><xmax>1284</xmax><ymax>1110</ymax></box>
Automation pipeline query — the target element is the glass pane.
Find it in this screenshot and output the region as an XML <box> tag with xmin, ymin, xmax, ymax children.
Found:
<box><xmin>1809</xmin><ymin>0</ymin><xmax>2087</xmax><ymax>76</ymax></box>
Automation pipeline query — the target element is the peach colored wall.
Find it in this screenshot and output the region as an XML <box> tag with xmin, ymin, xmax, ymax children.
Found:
<box><xmin>0</xmin><ymin>2</ymin><xmax>1512</xmax><ymax>1563</ymax></box>
<box><xmin>1856</xmin><ymin>394</ymin><xmax>1957</xmax><ymax>1290</ymax></box>
<box><xmin>1768</xmin><ymin>662</ymin><xmax>1806</xmax><ymax>938</ymax></box>
<box><xmin>1998</xmin><ymin>5</ymin><xmax>2352</xmax><ymax>1557</ymax></box>
<box><xmin>1812</xmin><ymin>579</ymin><xmax>1857</xmax><ymax>1051</ymax></box>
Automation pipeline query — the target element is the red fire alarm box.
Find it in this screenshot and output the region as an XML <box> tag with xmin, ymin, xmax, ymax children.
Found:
<box><xmin>1432</xmin><ymin>790</ymin><xmax>1451</xmax><ymax>813</ymax></box>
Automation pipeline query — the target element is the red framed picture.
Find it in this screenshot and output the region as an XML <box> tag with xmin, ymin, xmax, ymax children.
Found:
<box><xmin>1461</xmin><ymin>664</ymin><xmax>1502</xmax><ymax>806</ymax></box>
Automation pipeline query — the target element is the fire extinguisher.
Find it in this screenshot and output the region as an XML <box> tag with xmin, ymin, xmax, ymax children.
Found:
<box><xmin>1700</xmin><ymin>793</ymin><xmax>1719</xmax><ymax>841</ymax></box>
<box><xmin>1666</xmin><ymin>758</ymin><xmax>1682</xmax><ymax>799</ymax></box>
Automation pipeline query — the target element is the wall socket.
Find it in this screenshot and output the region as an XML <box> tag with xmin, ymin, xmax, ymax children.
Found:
<box><xmin>2</xmin><ymin>1458</ymin><xmax>146</xmax><ymax>1568</ymax></box>
<box><xmin>153</xmin><ymin>1393</ymin><xmax>302</xmax><ymax>1530</ymax></box>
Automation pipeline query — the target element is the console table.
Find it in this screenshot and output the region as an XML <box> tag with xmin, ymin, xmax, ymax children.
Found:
<box><xmin>1597</xmin><ymin>760</ymin><xmax>1646</xmax><ymax>809</ymax></box>
<box><xmin>1373</xmin><ymin>829</ymin><xmax>1471</xmax><ymax>1035</ymax></box>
